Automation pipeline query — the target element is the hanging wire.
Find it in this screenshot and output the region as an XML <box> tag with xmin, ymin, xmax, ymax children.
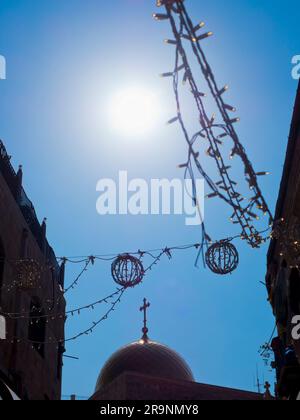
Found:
<box><xmin>0</xmin><ymin>244</ymin><xmax>205</xmax><ymax>319</ymax></box>
<box><xmin>154</xmin><ymin>0</ymin><xmax>274</xmax><ymax>249</ymax></box>
<box><xmin>63</xmin><ymin>257</ymin><xmax>94</xmax><ymax>295</ymax></box>
<box><xmin>0</xmin><ymin>229</ymin><xmax>272</xmax><ymax>270</ymax></box>
<box><xmin>6</xmin><ymin>288</ymin><xmax>126</xmax><ymax>346</ymax></box>
<box><xmin>260</xmin><ymin>322</ymin><xmax>278</xmax><ymax>358</ymax></box>
<box><xmin>1</xmin><ymin>288</ymin><xmax>124</xmax><ymax>320</ymax></box>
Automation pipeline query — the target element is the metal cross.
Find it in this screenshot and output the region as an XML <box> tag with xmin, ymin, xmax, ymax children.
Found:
<box><xmin>140</xmin><ymin>298</ymin><xmax>150</xmax><ymax>341</ymax></box>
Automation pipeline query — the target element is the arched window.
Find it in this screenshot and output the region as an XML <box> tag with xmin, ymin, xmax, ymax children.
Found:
<box><xmin>28</xmin><ymin>298</ymin><xmax>46</xmax><ymax>357</ymax></box>
<box><xmin>273</xmin><ymin>261</ymin><xmax>288</xmax><ymax>327</ymax></box>
<box><xmin>0</xmin><ymin>238</ymin><xmax>5</xmax><ymax>301</ymax></box>
<box><xmin>289</xmin><ymin>268</ymin><xmax>300</xmax><ymax>315</ymax></box>
<box><xmin>57</xmin><ymin>343</ymin><xmax>65</xmax><ymax>381</ymax></box>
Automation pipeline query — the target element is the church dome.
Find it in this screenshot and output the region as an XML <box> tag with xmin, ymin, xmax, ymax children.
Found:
<box><xmin>95</xmin><ymin>339</ymin><xmax>194</xmax><ymax>392</ymax></box>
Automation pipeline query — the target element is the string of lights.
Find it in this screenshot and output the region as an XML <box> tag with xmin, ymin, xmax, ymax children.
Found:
<box><xmin>0</xmin><ymin>225</ymin><xmax>273</xmax><ymax>298</ymax></box>
<box><xmin>154</xmin><ymin>0</ymin><xmax>274</xmax><ymax>249</ymax></box>
<box><xmin>0</xmin><ymin>244</ymin><xmax>200</xmax><ymax>320</ymax></box>
<box><xmin>0</xmin><ymin>258</ymin><xmax>54</xmax><ymax>294</ymax></box>
<box><xmin>63</xmin><ymin>257</ymin><xmax>93</xmax><ymax>295</ymax></box>
<box><xmin>1</xmin><ymin>288</ymin><xmax>124</xmax><ymax>320</ymax></box>
<box><xmin>54</xmin><ymin>230</ymin><xmax>272</xmax><ymax>262</ymax></box>
<box><xmin>5</xmin><ymin>288</ymin><xmax>126</xmax><ymax>347</ymax></box>
<box><xmin>0</xmin><ymin>225</ymin><xmax>273</xmax><ymax>325</ymax></box>
<box><xmin>53</xmin><ymin>229</ymin><xmax>271</xmax><ymax>265</ymax></box>
<box><xmin>1</xmin><ymin>249</ymin><xmax>177</xmax><ymax>345</ymax></box>
<box><xmin>0</xmin><ymin>257</ymin><xmax>93</xmax><ymax>299</ymax></box>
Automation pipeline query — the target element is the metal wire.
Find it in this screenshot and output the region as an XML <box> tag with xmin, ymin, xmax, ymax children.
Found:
<box><xmin>156</xmin><ymin>1</ymin><xmax>273</xmax><ymax>249</ymax></box>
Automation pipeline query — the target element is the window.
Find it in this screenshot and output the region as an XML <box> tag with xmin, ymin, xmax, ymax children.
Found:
<box><xmin>0</xmin><ymin>238</ymin><xmax>5</xmax><ymax>302</ymax></box>
<box><xmin>57</xmin><ymin>343</ymin><xmax>65</xmax><ymax>381</ymax></box>
<box><xmin>289</xmin><ymin>268</ymin><xmax>300</xmax><ymax>315</ymax></box>
<box><xmin>28</xmin><ymin>298</ymin><xmax>46</xmax><ymax>357</ymax></box>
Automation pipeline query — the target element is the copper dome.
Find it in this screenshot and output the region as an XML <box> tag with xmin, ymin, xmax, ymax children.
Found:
<box><xmin>95</xmin><ymin>339</ymin><xmax>194</xmax><ymax>392</ymax></box>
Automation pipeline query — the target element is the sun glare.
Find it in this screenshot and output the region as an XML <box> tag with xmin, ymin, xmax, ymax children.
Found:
<box><xmin>108</xmin><ymin>87</ymin><xmax>161</xmax><ymax>138</ymax></box>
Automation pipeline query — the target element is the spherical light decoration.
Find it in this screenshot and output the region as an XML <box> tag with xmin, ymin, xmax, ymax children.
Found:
<box><xmin>111</xmin><ymin>254</ymin><xmax>145</xmax><ymax>288</ymax></box>
<box><xmin>14</xmin><ymin>259</ymin><xmax>43</xmax><ymax>290</ymax></box>
<box><xmin>205</xmin><ymin>241</ymin><xmax>239</xmax><ymax>275</ymax></box>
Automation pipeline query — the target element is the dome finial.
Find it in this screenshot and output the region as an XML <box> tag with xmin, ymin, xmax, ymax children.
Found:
<box><xmin>139</xmin><ymin>298</ymin><xmax>150</xmax><ymax>342</ymax></box>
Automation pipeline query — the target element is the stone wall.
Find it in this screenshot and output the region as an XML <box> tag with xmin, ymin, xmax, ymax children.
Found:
<box><xmin>266</xmin><ymin>82</ymin><xmax>300</xmax><ymax>398</ymax></box>
<box><xmin>0</xmin><ymin>169</ymin><xmax>65</xmax><ymax>400</ymax></box>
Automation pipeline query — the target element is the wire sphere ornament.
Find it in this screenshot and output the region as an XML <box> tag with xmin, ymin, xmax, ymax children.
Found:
<box><xmin>205</xmin><ymin>241</ymin><xmax>239</xmax><ymax>275</ymax></box>
<box><xmin>111</xmin><ymin>254</ymin><xmax>145</xmax><ymax>288</ymax></box>
<box><xmin>14</xmin><ymin>259</ymin><xmax>43</xmax><ymax>290</ymax></box>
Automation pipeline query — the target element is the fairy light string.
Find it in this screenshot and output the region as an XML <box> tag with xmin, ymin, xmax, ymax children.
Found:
<box><xmin>0</xmin><ymin>225</ymin><xmax>273</xmax><ymax>300</ymax></box>
<box><xmin>63</xmin><ymin>257</ymin><xmax>94</xmax><ymax>295</ymax></box>
<box><xmin>2</xmin><ymin>288</ymin><xmax>124</xmax><ymax>320</ymax></box>
<box><xmin>0</xmin><ymin>225</ymin><xmax>273</xmax><ymax>325</ymax></box>
<box><xmin>0</xmin><ymin>243</ymin><xmax>201</xmax><ymax>320</ymax></box>
<box><xmin>5</xmin><ymin>288</ymin><xmax>126</xmax><ymax>347</ymax></box>
<box><xmin>154</xmin><ymin>0</ymin><xmax>274</xmax><ymax>248</ymax></box>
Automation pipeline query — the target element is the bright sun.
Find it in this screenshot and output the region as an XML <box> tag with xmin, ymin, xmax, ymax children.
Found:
<box><xmin>109</xmin><ymin>87</ymin><xmax>160</xmax><ymax>137</ymax></box>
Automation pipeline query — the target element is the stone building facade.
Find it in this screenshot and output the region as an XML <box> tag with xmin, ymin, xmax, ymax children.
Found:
<box><xmin>266</xmin><ymin>82</ymin><xmax>300</xmax><ymax>400</ymax></box>
<box><xmin>0</xmin><ymin>140</ymin><xmax>65</xmax><ymax>400</ymax></box>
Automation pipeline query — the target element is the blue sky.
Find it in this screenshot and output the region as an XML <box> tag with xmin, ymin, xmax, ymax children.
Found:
<box><xmin>0</xmin><ymin>0</ymin><xmax>299</xmax><ymax>398</ymax></box>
